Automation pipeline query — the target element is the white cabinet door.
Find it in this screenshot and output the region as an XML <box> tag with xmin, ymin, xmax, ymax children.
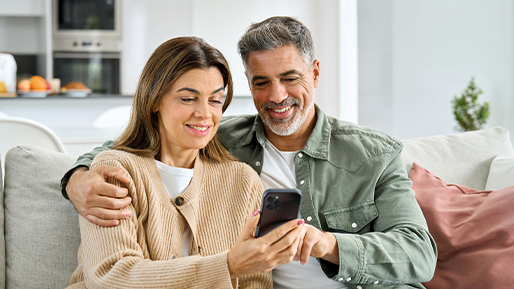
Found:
<box><xmin>0</xmin><ymin>0</ymin><xmax>45</xmax><ymax>16</ymax></box>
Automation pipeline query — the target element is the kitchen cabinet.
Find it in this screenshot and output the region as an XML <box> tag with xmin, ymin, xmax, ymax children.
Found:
<box><xmin>0</xmin><ymin>0</ymin><xmax>45</xmax><ymax>16</ymax></box>
<box><xmin>0</xmin><ymin>0</ymin><xmax>52</xmax><ymax>78</ymax></box>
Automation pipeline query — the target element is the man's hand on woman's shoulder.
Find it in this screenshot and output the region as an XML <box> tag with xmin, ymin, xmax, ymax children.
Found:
<box><xmin>67</xmin><ymin>165</ymin><xmax>132</xmax><ymax>227</ymax></box>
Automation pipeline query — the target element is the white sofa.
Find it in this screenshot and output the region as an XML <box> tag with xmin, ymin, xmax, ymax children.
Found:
<box><xmin>0</xmin><ymin>126</ymin><xmax>512</xmax><ymax>288</ymax></box>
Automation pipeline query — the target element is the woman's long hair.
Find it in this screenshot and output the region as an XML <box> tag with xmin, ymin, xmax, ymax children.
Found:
<box><xmin>113</xmin><ymin>36</ymin><xmax>236</xmax><ymax>162</ymax></box>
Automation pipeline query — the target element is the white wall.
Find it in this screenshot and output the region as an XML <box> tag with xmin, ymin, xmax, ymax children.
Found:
<box><xmin>359</xmin><ymin>0</ymin><xmax>514</xmax><ymax>144</ymax></box>
<box><xmin>120</xmin><ymin>0</ymin><xmax>356</xmax><ymax>120</ymax></box>
<box><xmin>121</xmin><ymin>0</ymin><xmax>193</xmax><ymax>95</ymax></box>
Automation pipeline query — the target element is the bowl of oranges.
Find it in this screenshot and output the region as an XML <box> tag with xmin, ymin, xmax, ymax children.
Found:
<box><xmin>17</xmin><ymin>75</ymin><xmax>51</xmax><ymax>98</ymax></box>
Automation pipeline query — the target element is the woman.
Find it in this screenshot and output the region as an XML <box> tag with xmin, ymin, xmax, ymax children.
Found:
<box><xmin>68</xmin><ymin>37</ymin><xmax>303</xmax><ymax>288</ymax></box>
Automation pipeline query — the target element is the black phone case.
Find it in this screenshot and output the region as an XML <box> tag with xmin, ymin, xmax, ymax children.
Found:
<box><xmin>255</xmin><ymin>188</ymin><xmax>302</xmax><ymax>238</ymax></box>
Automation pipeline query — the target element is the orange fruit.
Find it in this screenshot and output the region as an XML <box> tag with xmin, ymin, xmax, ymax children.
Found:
<box><xmin>17</xmin><ymin>79</ymin><xmax>30</xmax><ymax>92</ymax></box>
<box><xmin>30</xmin><ymin>75</ymin><xmax>47</xmax><ymax>91</ymax></box>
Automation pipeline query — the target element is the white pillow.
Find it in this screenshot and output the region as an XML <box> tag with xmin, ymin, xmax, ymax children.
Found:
<box><xmin>485</xmin><ymin>156</ymin><xmax>514</xmax><ymax>190</ymax></box>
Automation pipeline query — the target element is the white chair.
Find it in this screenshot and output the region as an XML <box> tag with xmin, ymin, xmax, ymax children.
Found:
<box><xmin>0</xmin><ymin>111</ymin><xmax>8</xmax><ymax>118</ymax></box>
<box><xmin>93</xmin><ymin>105</ymin><xmax>132</xmax><ymax>130</ymax></box>
<box><xmin>0</xmin><ymin>117</ymin><xmax>67</xmax><ymax>176</ymax></box>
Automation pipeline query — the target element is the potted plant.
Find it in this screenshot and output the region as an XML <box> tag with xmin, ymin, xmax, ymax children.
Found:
<box><xmin>452</xmin><ymin>77</ymin><xmax>490</xmax><ymax>131</ymax></box>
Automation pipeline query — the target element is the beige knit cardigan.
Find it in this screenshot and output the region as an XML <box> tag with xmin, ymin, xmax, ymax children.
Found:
<box><xmin>68</xmin><ymin>150</ymin><xmax>272</xmax><ymax>288</ymax></box>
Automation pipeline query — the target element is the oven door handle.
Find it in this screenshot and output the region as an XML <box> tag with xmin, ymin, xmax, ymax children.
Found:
<box><xmin>53</xmin><ymin>52</ymin><xmax>120</xmax><ymax>59</ymax></box>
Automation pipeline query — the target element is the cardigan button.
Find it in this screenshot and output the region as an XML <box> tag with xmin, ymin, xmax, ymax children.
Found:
<box><xmin>174</xmin><ymin>196</ymin><xmax>184</xmax><ymax>206</ymax></box>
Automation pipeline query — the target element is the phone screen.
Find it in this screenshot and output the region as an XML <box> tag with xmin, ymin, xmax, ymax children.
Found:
<box><xmin>255</xmin><ymin>188</ymin><xmax>302</xmax><ymax>238</ymax></box>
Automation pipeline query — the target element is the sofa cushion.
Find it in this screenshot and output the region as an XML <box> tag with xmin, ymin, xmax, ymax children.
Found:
<box><xmin>410</xmin><ymin>163</ymin><xmax>514</xmax><ymax>289</ymax></box>
<box><xmin>485</xmin><ymin>156</ymin><xmax>514</xmax><ymax>190</ymax></box>
<box><xmin>401</xmin><ymin>126</ymin><xmax>514</xmax><ymax>190</ymax></box>
<box><xmin>3</xmin><ymin>145</ymin><xmax>79</xmax><ymax>289</ymax></box>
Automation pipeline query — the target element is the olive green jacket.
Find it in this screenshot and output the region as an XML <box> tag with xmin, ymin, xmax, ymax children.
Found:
<box><xmin>62</xmin><ymin>106</ymin><xmax>437</xmax><ymax>289</ymax></box>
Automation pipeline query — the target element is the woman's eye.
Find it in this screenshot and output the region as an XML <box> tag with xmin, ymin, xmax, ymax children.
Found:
<box><xmin>181</xmin><ymin>98</ymin><xmax>195</xmax><ymax>103</ymax></box>
<box><xmin>210</xmin><ymin>99</ymin><xmax>222</xmax><ymax>105</ymax></box>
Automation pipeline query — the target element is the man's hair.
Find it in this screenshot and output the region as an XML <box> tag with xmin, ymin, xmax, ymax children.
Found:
<box><xmin>237</xmin><ymin>16</ymin><xmax>315</xmax><ymax>68</ymax></box>
<box><xmin>113</xmin><ymin>36</ymin><xmax>236</xmax><ymax>162</ymax></box>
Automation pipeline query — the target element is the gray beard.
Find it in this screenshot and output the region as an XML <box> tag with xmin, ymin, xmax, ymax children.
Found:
<box><xmin>260</xmin><ymin>101</ymin><xmax>314</xmax><ymax>136</ymax></box>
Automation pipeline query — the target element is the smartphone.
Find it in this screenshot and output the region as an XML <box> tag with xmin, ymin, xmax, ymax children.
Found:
<box><xmin>255</xmin><ymin>188</ymin><xmax>302</xmax><ymax>238</ymax></box>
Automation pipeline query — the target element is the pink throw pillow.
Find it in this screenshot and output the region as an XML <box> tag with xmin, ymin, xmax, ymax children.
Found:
<box><xmin>409</xmin><ymin>163</ymin><xmax>514</xmax><ymax>289</ymax></box>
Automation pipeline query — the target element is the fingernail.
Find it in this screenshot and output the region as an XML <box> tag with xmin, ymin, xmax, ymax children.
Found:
<box><xmin>112</xmin><ymin>220</ymin><xmax>119</xmax><ymax>226</ymax></box>
<box><xmin>253</xmin><ymin>210</ymin><xmax>259</xmax><ymax>216</ymax></box>
<box><xmin>297</xmin><ymin>219</ymin><xmax>304</xmax><ymax>225</ymax></box>
<box><xmin>123</xmin><ymin>210</ymin><xmax>130</xmax><ymax>216</ymax></box>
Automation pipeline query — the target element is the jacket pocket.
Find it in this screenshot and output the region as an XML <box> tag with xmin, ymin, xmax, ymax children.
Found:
<box><xmin>323</xmin><ymin>201</ymin><xmax>379</xmax><ymax>232</ymax></box>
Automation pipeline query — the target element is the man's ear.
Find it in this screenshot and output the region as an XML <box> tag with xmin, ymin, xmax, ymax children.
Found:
<box><xmin>312</xmin><ymin>59</ymin><xmax>320</xmax><ymax>88</ymax></box>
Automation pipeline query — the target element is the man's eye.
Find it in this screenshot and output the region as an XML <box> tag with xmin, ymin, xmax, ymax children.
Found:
<box><xmin>284</xmin><ymin>78</ymin><xmax>298</xmax><ymax>82</ymax></box>
<box><xmin>253</xmin><ymin>82</ymin><xmax>267</xmax><ymax>87</ymax></box>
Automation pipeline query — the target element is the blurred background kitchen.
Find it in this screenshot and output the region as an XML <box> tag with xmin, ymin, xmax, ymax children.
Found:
<box><xmin>1</xmin><ymin>0</ymin><xmax>513</xmax><ymax>159</ymax></box>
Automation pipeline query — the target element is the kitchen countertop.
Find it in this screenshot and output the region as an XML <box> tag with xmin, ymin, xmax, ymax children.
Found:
<box><xmin>0</xmin><ymin>93</ymin><xmax>133</xmax><ymax>99</ymax></box>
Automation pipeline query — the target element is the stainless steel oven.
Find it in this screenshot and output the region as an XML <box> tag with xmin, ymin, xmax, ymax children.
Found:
<box><xmin>53</xmin><ymin>52</ymin><xmax>120</xmax><ymax>94</ymax></box>
<box><xmin>52</xmin><ymin>0</ymin><xmax>121</xmax><ymax>94</ymax></box>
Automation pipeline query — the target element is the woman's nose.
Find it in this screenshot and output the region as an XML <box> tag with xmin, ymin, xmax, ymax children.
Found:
<box><xmin>194</xmin><ymin>100</ymin><xmax>212</xmax><ymax>119</ymax></box>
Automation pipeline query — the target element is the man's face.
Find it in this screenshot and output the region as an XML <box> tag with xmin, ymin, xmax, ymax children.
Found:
<box><xmin>245</xmin><ymin>45</ymin><xmax>319</xmax><ymax>137</ymax></box>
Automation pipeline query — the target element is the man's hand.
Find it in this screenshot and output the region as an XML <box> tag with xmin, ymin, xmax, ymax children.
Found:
<box><xmin>67</xmin><ymin>165</ymin><xmax>132</xmax><ymax>227</ymax></box>
<box><xmin>227</xmin><ymin>211</ymin><xmax>305</xmax><ymax>279</ymax></box>
<box><xmin>295</xmin><ymin>224</ymin><xmax>339</xmax><ymax>265</ymax></box>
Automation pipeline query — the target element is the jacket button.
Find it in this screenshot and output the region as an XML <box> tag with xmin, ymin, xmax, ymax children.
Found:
<box><xmin>298</xmin><ymin>152</ymin><xmax>303</xmax><ymax>158</ymax></box>
<box><xmin>351</xmin><ymin>222</ymin><xmax>358</xmax><ymax>228</ymax></box>
<box><xmin>175</xmin><ymin>196</ymin><xmax>184</xmax><ymax>206</ymax></box>
<box><xmin>255</xmin><ymin>161</ymin><xmax>261</xmax><ymax>166</ymax></box>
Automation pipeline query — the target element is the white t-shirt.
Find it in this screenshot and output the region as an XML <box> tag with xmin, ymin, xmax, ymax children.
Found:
<box><xmin>155</xmin><ymin>159</ymin><xmax>194</xmax><ymax>257</ymax></box>
<box><xmin>261</xmin><ymin>140</ymin><xmax>347</xmax><ymax>289</ymax></box>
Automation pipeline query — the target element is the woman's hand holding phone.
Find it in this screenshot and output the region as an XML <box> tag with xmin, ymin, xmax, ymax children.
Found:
<box><xmin>227</xmin><ymin>210</ymin><xmax>305</xmax><ymax>279</ymax></box>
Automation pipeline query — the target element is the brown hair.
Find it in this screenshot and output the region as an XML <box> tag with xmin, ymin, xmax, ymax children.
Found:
<box><xmin>113</xmin><ymin>36</ymin><xmax>236</xmax><ymax>162</ymax></box>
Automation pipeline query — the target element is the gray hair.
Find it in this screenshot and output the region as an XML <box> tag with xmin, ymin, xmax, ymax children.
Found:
<box><xmin>237</xmin><ymin>16</ymin><xmax>315</xmax><ymax>69</ymax></box>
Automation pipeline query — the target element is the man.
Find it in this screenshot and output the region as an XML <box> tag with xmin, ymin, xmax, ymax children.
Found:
<box><xmin>62</xmin><ymin>16</ymin><xmax>437</xmax><ymax>288</ymax></box>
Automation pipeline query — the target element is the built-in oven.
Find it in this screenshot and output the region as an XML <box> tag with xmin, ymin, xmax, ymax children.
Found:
<box><xmin>52</xmin><ymin>0</ymin><xmax>121</xmax><ymax>94</ymax></box>
<box><xmin>53</xmin><ymin>52</ymin><xmax>120</xmax><ymax>94</ymax></box>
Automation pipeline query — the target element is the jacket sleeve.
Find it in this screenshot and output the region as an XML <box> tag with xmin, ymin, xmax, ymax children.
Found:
<box><xmin>60</xmin><ymin>140</ymin><xmax>115</xmax><ymax>199</ymax></box>
<box><xmin>75</xmin><ymin>157</ymin><xmax>238</xmax><ymax>289</ymax></box>
<box><xmin>320</xmin><ymin>150</ymin><xmax>438</xmax><ymax>287</ymax></box>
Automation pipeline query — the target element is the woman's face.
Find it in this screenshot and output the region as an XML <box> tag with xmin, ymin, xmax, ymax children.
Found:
<box><xmin>156</xmin><ymin>67</ymin><xmax>224</xmax><ymax>160</ymax></box>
